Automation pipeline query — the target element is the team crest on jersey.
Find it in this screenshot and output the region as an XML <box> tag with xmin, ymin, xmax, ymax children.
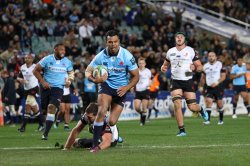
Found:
<box><xmin>119</xmin><ymin>61</ymin><xmax>124</xmax><ymax>66</ymax></box>
<box><xmin>50</xmin><ymin>62</ymin><xmax>53</xmax><ymax>65</ymax></box>
<box><xmin>111</xmin><ymin>57</ymin><xmax>116</xmax><ymax>62</ymax></box>
<box><xmin>185</xmin><ymin>53</ymin><xmax>188</xmax><ymax>56</ymax></box>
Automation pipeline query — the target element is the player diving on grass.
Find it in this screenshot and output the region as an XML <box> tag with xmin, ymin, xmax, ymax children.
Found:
<box><xmin>63</xmin><ymin>103</ymin><xmax>121</xmax><ymax>151</ymax></box>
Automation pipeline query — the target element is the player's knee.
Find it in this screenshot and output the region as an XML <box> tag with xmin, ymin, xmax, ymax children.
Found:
<box><xmin>31</xmin><ymin>105</ymin><xmax>38</xmax><ymax>113</ymax></box>
<box><xmin>187</xmin><ymin>104</ymin><xmax>199</xmax><ymax>112</ymax></box>
<box><xmin>186</xmin><ymin>98</ymin><xmax>197</xmax><ymax>111</ymax></box>
<box><xmin>26</xmin><ymin>95</ymin><xmax>37</xmax><ymax>107</ymax></box>
<box><xmin>133</xmin><ymin>104</ymin><xmax>140</xmax><ymax>111</ymax></box>
<box><xmin>25</xmin><ymin>105</ymin><xmax>31</xmax><ymax>112</ymax></box>
<box><xmin>186</xmin><ymin>99</ymin><xmax>197</xmax><ymax>105</ymax></box>
<box><xmin>97</xmin><ymin>109</ymin><xmax>106</xmax><ymax>118</ymax></box>
<box><xmin>142</xmin><ymin>108</ymin><xmax>148</xmax><ymax>113</ymax></box>
<box><xmin>205</xmin><ymin>99</ymin><xmax>212</xmax><ymax>107</ymax></box>
<box><xmin>98</xmin><ymin>105</ymin><xmax>108</xmax><ymax>115</ymax></box>
<box><xmin>108</xmin><ymin>119</ymin><xmax>117</xmax><ymax>126</ymax></box>
<box><xmin>172</xmin><ymin>95</ymin><xmax>182</xmax><ymax>103</ymax></box>
<box><xmin>217</xmin><ymin>103</ymin><xmax>223</xmax><ymax>109</ymax></box>
<box><xmin>25</xmin><ymin>109</ymin><xmax>31</xmax><ymax>114</ymax></box>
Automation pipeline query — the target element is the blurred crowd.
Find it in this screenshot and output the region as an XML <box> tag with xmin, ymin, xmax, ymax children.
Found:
<box><xmin>189</xmin><ymin>0</ymin><xmax>250</xmax><ymax>22</ymax></box>
<box><xmin>0</xmin><ymin>0</ymin><xmax>250</xmax><ymax>123</ymax></box>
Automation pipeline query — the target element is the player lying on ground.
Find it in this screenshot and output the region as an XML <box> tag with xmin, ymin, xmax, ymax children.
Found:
<box><xmin>63</xmin><ymin>103</ymin><xmax>120</xmax><ymax>151</ymax></box>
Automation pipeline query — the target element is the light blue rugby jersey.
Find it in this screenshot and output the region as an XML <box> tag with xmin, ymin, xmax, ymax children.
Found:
<box><xmin>39</xmin><ymin>54</ymin><xmax>73</xmax><ymax>89</ymax></box>
<box><xmin>89</xmin><ymin>46</ymin><xmax>138</xmax><ymax>89</ymax></box>
<box><xmin>231</xmin><ymin>64</ymin><xmax>247</xmax><ymax>85</ymax></box>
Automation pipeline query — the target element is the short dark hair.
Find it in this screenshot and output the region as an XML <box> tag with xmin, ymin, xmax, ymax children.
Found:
<box><xmin>175</xmin><ymin>32</ymin><xmax>186</xmax><ymax>38</ymax></box>
<box><xmin>105</xmin><ymin>30</ymin><xmax>119</xmax><ymax>40</ymax></box>
<box><xmin>54</xmin><ymin>43</ymin><xmax>64</xmax><ymax>49</ymax></box>
<box><xmin>85</xmin><ymin>103</ymin><xmax>98</xmax><ymax>115</ymax></box>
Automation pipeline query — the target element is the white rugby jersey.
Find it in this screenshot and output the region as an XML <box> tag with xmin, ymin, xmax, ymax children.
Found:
<box><xmin>20</xmin><ymin>64</ymin><xmax>39</xmax><ymax>90</ymax></box>
<box><xmin>203</xmin><ymin>61</ymin><xmax>223</xmax><ymax>86</ymax></box>
<box><xmin>166</xmin><ymin>46</ymin><xmax>198</xmax><ymax>80</ymax></box>
<box><xmin>136</xmin><ymin>68</ymin><xmax>151</xmax><ymax>92</ymax></box>
<box><xmin>63</xmin><ymin>86</ymin><xmax>70</xmax><ymax>95</ymax></box>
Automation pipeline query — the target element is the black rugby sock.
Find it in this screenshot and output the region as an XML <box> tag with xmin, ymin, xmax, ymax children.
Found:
<box><xmin>93</xmin><ymin>121</ymin><xmax>104</xmax><ymax>147</ymax></box>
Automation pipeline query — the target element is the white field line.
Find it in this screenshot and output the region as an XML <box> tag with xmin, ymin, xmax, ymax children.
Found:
<box><xmin>128</xmin><ymin>143</ymin><xmax>250</xmax><ymax>149</ymax></box>
<box><xmin>0</xmin><ymin>147</ymin><xmax>55</xmax><ymax>150</ymax></box>
<box><xmin>1</xmin><ymin>143</ymin><xmax>250</xmax><ymax>150</ymax></box>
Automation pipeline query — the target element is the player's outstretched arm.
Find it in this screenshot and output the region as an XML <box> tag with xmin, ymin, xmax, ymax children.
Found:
<box><xmin>64</xmin><ymin>121</ymin><xmax>85</xmax><ymax>150</ymax></box>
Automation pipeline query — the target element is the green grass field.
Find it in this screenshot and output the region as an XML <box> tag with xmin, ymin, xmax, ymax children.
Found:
<box><xmin>0</xmin><ymin>116</ymin><xmax>249</xmax><ymax>166</ymax></box>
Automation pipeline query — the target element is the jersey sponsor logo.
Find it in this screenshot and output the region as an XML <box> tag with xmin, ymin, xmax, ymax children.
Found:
<box><xmin>170</xmin><ymin>53</ymin><xmax>176</xmax><ymax>56</ymax></box>
<box><xmin>108</xmin><ymin>67</ymin><xmax>126</xmax><ymax>73</ymax></box>
<box><xmin>48</xmin><ymin>66</ymin><xmax>67</xmax><ymax>72</ymax></box>
<box><xmin>103</xmin><ymin>62</ymin><xmax>108</xmax><ymax>66</ymax></box>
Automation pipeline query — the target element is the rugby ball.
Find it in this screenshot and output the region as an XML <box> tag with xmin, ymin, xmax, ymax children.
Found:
<box><xmin>92</xmin><ymin>65</ymin><xmax>108</xmax><ymax>79</ymax></box>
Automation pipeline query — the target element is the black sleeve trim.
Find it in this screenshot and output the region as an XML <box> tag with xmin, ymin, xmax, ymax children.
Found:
<box><xmin>80</xmin><ymin>114</ymin><xmax>88</xmax><ymax>125</ymax></box>
<box><xmin>192</xmin><ymin>50</ymin><xmax>200</xmax><ymax>62</ymax></box>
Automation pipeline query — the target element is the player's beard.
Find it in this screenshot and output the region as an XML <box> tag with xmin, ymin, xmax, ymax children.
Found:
<box><xmin>55</xmin><ymin>53</ymin><xmax>64</xmax><ymax>60</ymax></box>
<box><xmin>108</xmin><ymin>47</ymin><xmax>119</xmax><ymax>56</ymax></box>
